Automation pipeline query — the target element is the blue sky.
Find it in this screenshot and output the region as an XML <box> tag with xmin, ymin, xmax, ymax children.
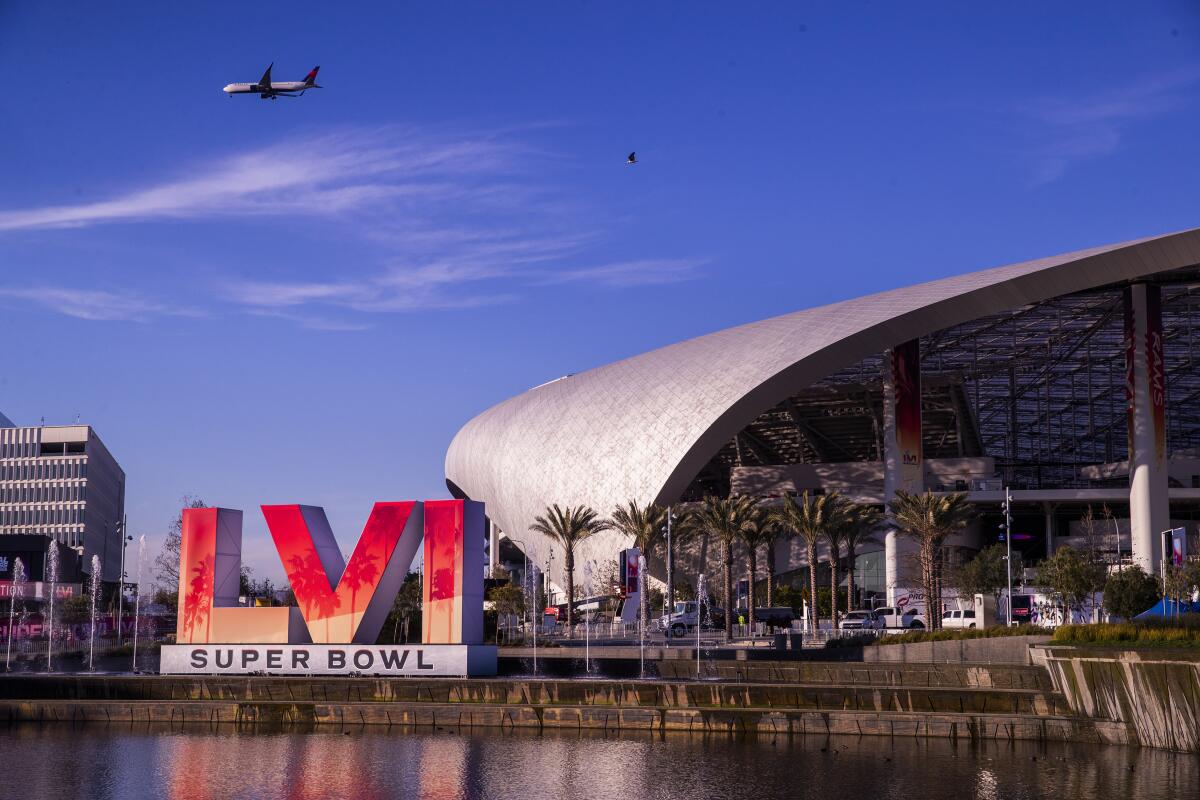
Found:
<box><xmin>1</xmin><ymin>2</ymin><xmax>1198</xmax><ymax>585</ymax></box>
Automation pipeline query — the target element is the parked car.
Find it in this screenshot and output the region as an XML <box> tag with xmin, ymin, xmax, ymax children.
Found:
<box><xmin>874</xmin><ymin>606</ymin><xmax>927</xmax><ymax>629</ymax></box>
<box><xmin>839</xmin><ymin>610</ymin><xmax>884</xmax><ymax>631</ymax></box>
<box><xmin>941</xmin><ymin>608</ymin><xmax>979</xmax><ymax>629</ymax></box>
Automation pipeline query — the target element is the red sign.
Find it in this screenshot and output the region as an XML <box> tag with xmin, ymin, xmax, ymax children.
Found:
<box><xmin>176</xmin><ymin>500</ymin><xmax>482</xmax><ymax>647</ymax></box>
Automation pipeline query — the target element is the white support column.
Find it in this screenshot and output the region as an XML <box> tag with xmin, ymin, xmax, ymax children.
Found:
<box><xmin>1125</xmin><ymin>284</ymin><xmax>1169</xmax><ymax>573</ymax></box>
<box><xmin>488</xmin><ymin>519</ymin><xmax>500</xmax><ymax>576</ymax></box>
<box><xmin>883</xmin><ymin>340</ymin><xmax>923</xmax><ymax>605</ymax></box>
<box><xmin>1044</xmin><ymin>503</ymin><xmax>1054</xmax><ymax>559</ymax></box>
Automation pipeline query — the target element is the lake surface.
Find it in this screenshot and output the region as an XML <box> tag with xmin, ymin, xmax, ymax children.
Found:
<box><xmin>1</xmin><ymin>725</ymin><xmax>1195</xmax><ymax>800</ymax></box>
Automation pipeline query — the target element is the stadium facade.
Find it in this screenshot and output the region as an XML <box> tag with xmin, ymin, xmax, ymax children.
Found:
<box><xmin>446</xmin><ymin>229</ymin><xmax>1200</xmax><ymax>604</ymax></box>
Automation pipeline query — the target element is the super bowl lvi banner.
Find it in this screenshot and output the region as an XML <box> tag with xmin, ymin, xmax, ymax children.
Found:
<box><xmin>163</xmin><ymin>499</ymin><xmax>495</xmax><ymax>676</ymax></box>
<box><xmin>891</xmin><ymin>339</ymin><xmax>922</xmax><ymax>492</ymax></box>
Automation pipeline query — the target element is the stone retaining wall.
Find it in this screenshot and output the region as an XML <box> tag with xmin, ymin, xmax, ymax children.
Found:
<box><xmin>1038</xmin><ymin>645</ymin><xmax>1200</xmax><ymax>752</ymax></box>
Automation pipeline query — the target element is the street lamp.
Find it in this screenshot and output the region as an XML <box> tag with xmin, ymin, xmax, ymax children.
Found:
<box><xmin>117</xmin><ymin>520</ymin><xmax>132</xmax><ymax>644</ymax></box>
<box><xmin>1001</xmin><ymin>488</ymin><xmax>1013</xmax><ymax>626</ymax></box>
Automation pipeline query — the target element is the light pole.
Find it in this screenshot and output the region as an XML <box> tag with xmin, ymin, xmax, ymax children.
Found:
<box><xmin>116</xmin><ymin>518</ymin><xmax>131</xmax><ymax>644</ymax></box>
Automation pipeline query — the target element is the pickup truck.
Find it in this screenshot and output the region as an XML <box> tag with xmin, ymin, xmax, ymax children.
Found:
<box><xmin>873</xmin><ymin>606</ymin><xmax>927</xmax><ymax>630</ymax></box>
<box><xmin>839</xmin><ymin>610</ymin><xmax>885</xmax><ymax>631</ymax></box>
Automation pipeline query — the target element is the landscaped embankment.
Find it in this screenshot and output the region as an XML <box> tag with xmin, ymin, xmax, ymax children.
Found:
<box><xmin>0</xmin><ymin>668</ymin><xmax>1122</xmax><ymax>745</ymax></box>
<box><xmin>1037</xmin><ymin>645</ymin><xmax>1200</xmax><ymax>752</ymax></box>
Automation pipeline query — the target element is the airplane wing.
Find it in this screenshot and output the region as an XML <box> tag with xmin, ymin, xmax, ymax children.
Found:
<box><xmin>258</xmin><ymin>63</ymin><xmax>273</xmax><ymax>87</ymax></box>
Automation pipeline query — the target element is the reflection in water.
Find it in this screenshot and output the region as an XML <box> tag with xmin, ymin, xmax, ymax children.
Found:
<box><xmin>0</xmin><ymin>724</ymin><xmax>1196</xmax><ymax>800</ymax></box>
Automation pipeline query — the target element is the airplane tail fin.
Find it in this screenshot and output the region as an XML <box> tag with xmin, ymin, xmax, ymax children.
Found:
<box><xmin>304</xmin><ymin>66</ymin><xmax>320</xmax><ymax>86</ymax></box>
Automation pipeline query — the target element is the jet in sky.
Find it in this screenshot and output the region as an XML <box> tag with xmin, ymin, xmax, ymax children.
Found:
<box><xmin>223</xmin><ymin>64</ymin><xmax>321</xmax><ymax>99</ymax></box>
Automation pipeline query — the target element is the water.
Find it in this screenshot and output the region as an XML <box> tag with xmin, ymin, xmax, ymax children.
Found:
<box><xmin>5</xmin><ymin>558</ymin><xmax>25</xmax><ymax>672</ymax></box>
<box><xmin>87</xmin><ymin>554</ymin><xmax>101</xmax><ymax>672</ymax></box>
<box><xmin>45</xmin><ymin>542</ymin><xmax>58</xmax><ymax>672</ymax></box>
<box><xmin>131</xmin><ymin>535</ymin><xmax>146</xmax><ymax>673</ymax></box>
<box><xmin>0</xmin><ymin>725</ymin><xmax>1193</xmax><ymax>800</ymax></box>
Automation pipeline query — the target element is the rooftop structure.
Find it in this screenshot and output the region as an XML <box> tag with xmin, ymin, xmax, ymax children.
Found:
<box><xmin>0</xmin><ymin>419</ymin><xmax>126</xmax><ymax>582</ymax></box>
<box><xmin>446</xmin><ymin>229</ymin><xmax>1200</xmax><ymax>600</ymax></box>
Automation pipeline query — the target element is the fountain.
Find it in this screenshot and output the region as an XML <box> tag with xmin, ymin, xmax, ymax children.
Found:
<box><xmin>582</xmin><ymin>559</ymin><xmax>594</xmax><ymax>674</ymax></box>
<box><xmin>87</xmin><ymin>554</ymin><xmax>101</xmax><ymax>672</ymax></box>
<box><xmin>45</xmin><ymin>542</ymin><xmax>58</xmax><ymax>672</ymax></box>
<box><xmin>637</xmin><ymin>553</ymin><xmax>646</xmax><ymax>679</ymax></box>
<box><xmin>131</xmin><ymin>535</ymin><xmax>145</xmax><ymax>673</ymax></box>
<box><xmin>696</xmin><ymin>573</ymin><xmax>708</xmax><ymax>678</ymax></box>
<box><xmin>6</xmin><ymin>557</ymin><xmax>25</xmax><ymax>672</ymax></box>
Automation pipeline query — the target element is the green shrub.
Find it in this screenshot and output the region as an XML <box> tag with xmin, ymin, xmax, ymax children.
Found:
<box><xmin>1053</xmin><ymin>614</ymin><xmax>1200</xmax><ymax>649</ymax></box>
<box><xmin>870</xmin><ymin>625</ymin><xmax>1044</xmax><ymax>646</ymax></box>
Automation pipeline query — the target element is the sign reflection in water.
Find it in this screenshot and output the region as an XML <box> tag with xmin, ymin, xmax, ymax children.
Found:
<box><xmin>0</xmin><ymin>727</ymin><xmax>1196</xmax><ymax>800</ymax></box>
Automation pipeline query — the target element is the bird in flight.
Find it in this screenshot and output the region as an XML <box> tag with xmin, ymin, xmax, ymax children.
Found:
<box><xmin>626</xmin><ymin>152</ymin><xmax>637</xmax><ymax>165</ymax></box>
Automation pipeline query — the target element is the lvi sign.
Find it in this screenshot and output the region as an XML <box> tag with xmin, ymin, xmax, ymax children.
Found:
<box><xmin>159</xmin><ymin>500</ymin><xmax>497</xmax><ymax>676</ymax></box>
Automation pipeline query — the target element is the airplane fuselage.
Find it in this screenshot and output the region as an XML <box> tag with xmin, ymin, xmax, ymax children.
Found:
<box><xmin>223</xmin><ymin>81</ymin><xmax>317</xmax><ymax>96</ymax></box>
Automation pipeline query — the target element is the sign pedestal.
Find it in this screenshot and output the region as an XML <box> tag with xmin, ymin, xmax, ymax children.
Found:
<box><xmin>161</xmin><ymin>643</ymin><xmax>498</xmax><ymax>677</ymax></box>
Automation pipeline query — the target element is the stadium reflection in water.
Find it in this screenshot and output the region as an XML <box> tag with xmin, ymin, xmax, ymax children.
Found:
<box><xmin>2</xmin><ymin>725</ymin><xmax>1197</xmax><ymax>800</ymax></box>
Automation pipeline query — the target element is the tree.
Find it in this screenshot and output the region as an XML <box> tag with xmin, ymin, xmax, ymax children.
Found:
<box><xmin>840</xmin><ymin>503</ymin><xmax>881</xmax><ymax>612</ymax></box>
<box><xmin>888</xmin><ymin>491</ymin><xmax>975</xmax><ymax>630</ymax></box>
<box><xmin>529</xmin><ymin>504</ymin><xmax>608</xmax><ymax>636</ymax></box>
<box><xmin>1104</xmin><ymin>565</ymin><xmax>1160</xmax><ymax>621</ymax></box>
<box><xmin>1037</xmin><ymin>545</ymin><xmax>1106</xmax><ymax>619</ymax></box>
<box><xmin>682</xmin><ymin>495</ymin><xmax>761</xmax><ymax>638</ymax></box>
<box><xmin>735</xmin><ymin>508</ymin><xmax>775</xmax><ymax>620</ymax></box>
<box><xmin>607</xmin><ymin>501</ymin><xmax>669</xmax><ymax>632</ymax></box>
<box><xmin>154</xmin><ymin>495</ymin><xmax>208</xmax><ymax>597</ymax></box>
<box><xmin>769</xmin><ymin>491</ymin><xmax>853</xmax><ymax>631</ymax></box>
<box><xmin>955</xmin><ymin>544</ymin><xmax>1023</xmax><ymax>607</ymax></box>
<box><xmin>824</xmin><ymin>521</ymin><xmax>844</xmax><ymax>628</ymax></box>
<box><xmin>487</xmin><ymin>583</ymin><xmax>526</xmax><ymax>620</ymax></box>
<box><xmin>382</xmin><ymin>572</ymin><xmax>422</xmax><ymax>643</ymax></box>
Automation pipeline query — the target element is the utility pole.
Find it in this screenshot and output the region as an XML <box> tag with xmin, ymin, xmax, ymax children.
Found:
<box><xmin>1002</xmin><ymin>488</ymin><xmax>1014</xmax><ymax>626</ymax></box>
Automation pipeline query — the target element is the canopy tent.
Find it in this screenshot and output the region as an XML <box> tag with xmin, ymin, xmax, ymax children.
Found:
<box><xmin>1133</xmin><ymin>598</ymin><xmax>1200</xmax><ymax>619</ymax></box>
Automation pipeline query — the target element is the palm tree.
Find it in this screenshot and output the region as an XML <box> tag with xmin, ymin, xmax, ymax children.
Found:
<box><xmin>682</xmin><ymin>495</ymin><xmax>761</xmax><ymax>639</ymax></box>
<box><xmin>888</xmin><ymin>491</ymin><xmax>974</xmax><ymax>630</ymax></box>
<box><xmin>825</xmin><ymin>523</ymin><xmax>844</xmax><ymax>628</ymax></box>
<box><xmin>529</xmin><ymin>504</ymin><xmax>608</xmax><ymax>636</ymax></box>
<box><xmin>735</xmin><ymin>508</ymin><xmax>776</xmax><ymax>624</ymax></box>
<box><xmin>608</xmin><ymin>501</ymin><xmax>669</xmax><ymax>631</ymax></box>
<box><xmin>840</xmin><ymin>503</ymin><xmax>882</xmax><ymax>612</ymax></box>
<box><xmin>769</xmin><ymin>491</ymin><xmax>853</xmax><ymax>632</ymax></box>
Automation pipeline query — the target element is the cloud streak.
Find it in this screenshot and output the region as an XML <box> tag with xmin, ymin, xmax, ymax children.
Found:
<box><xmin>0</xmin><ymin>287</ymin><xmax>195</xmax><ymax>321</ymax></box>
<box><xmin>1017</xmin><ymin>69</ymin><xmax>1200</xmax><ymax>184</ymax></box>
<box><xmin>0</xmin><ymin>125</ymin><xmax>702</xmax><ymax>326</ymax></box>
<box><xmin>0</xmin><ymin>128</ymin><xmax>516</xmax><ymax>231</ymax></box>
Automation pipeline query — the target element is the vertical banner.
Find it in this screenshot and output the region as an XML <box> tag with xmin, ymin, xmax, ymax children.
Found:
<box><xmin>1146</xmin><ymin>285</ymin><xmax>1166</xmax><ymax>465</ymax></box>
<box><xmin>892</xmin><ymin>339</ymin><xmax>923</xmax><ymax>491</ymax></box>
<box><xmin>1126</xmin><ymin>285</ymin><xmax>1166</xmax><ymax>469</ymax></box>
<box><xmin>618</xmin><ymin>547</ymin><xmax>641</xmax><ymax>596</ymax></box>
<box><xmin>422</xmin><ymin>499</ymin><xmax>485</xmax><ymax>645</ymax></box>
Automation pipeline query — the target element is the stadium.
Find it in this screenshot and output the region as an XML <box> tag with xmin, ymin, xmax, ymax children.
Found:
<box><xmin>446</xmin><ymin>228</ymin><xmax>1200</xmax><ymax>608</ymax></box>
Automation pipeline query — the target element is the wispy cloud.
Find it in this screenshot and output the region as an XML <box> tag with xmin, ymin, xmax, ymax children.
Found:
<box><xmin>0</xmin><ymin>287</ymin><xmax>194</xmax><ymax>321</ymax></box>
<box><xmin>0</xmin><ymin>127</ymin><xmax>516</xmax><ymax>231</ymax></box>
<box><xmin>1018</xmin><ymin>69</ymin><xmax>1200</xmax><ymax>184</ymax></box>
<box><xmin>0</xmin><ymin>125</ymin><xmax>703</xmax><ymax>326</ymax></box>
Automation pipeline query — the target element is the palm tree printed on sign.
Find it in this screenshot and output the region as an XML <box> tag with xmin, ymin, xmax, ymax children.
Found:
<box><xmin>340</xmin><ymin>550</ymin><xmax>380</xmax><ymax>623</ymax></box>
<box><xmin>266</xmin><ymin>503</ymin><xmax>410</xmax><ymax>643</ymax></box>
<box><xmin>183</xmin><ymin>554</ymin><xmax>214</xmax><ymax>642</ymax></box>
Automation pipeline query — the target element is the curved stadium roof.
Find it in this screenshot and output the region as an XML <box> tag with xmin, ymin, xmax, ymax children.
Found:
<box><xmin>445</xmin><ymin>228</ymin><xmax>1200</xmax><ymax>580</ymax></box>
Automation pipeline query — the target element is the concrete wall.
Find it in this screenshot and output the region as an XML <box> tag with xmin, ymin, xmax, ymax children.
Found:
<box><xmin>863</xmin><ymin>635</ymin><xmax>1052</xmax><ymax>666</ymax></box>
<box><xmin>1038</xmin><ymin>645</ymin><xmax>1200</xmax><ymax>752</ymax></box>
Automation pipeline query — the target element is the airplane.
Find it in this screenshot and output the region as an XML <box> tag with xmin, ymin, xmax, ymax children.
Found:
<box><xmin>223</xmin><ymin>63</ymin><xmax>321</xmax><ymax>99</ymax></box>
